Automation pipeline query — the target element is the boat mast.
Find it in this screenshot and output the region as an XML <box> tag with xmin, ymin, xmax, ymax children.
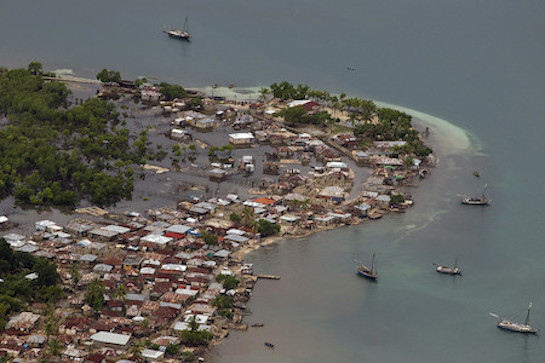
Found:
<box><xmin>371</xmin><ymin>253</ymin><xmax>376</xmax><ymax>273</ymax></box>
<box><xmin>183</xmin><ymin>16</ymin><xmax>189</xmax><ymax>33</ymax></box>
<box><xmin>482</xmin><ymin>184</ymin><xmax>488</xmax><ymax>200</ymax></box>
<box><xmin>525</xmin><ymin>302</ymin><xmax>533</xmax><ymax>325</ymax></box>
<box><xmin>454</xmin><ymin>257</ymin><xmax>458</xmax><ymax>269</ymax></box>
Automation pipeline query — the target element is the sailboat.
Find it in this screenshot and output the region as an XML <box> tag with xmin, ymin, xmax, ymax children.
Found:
<box><xmin>163</xmin><ymin>16</ymin><xmax>192</xmax><ymax>40</ymax></box>
<box><xmin>355</xmin><ymin>253</ymin><xmax>378</xmax><ymax>281</ymax></box>
<box><xmin>461</xmin><ymin>183</ymin><xmax>490</xmax><ymax>205</ymax></box>
<box><xmin>489</xmin><ymin>303</ymin><xmax>539</xmax><ymax>334</ymax></box>
<box><xmin>433</xmin><ymin>257</ymin><xmax>462</xmax><ymax>276</ymax></box>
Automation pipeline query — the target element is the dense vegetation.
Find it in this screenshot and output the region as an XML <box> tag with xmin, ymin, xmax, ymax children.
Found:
<box><xmin>179</xmin><ymin>316</ymin><xmax>213</xmax><ymax>346</ymax></box>
<box><xmin>212</xmin><ymin>295</ymin><xmax>234</xmax><ymax>320</ymax></box>
<box><xmin>0</xmin><ymin>239</ymin><xmax>62</xmax><ymax>329</ymax></box>
<box><xmin>354</xmin><ymin>108</ymin><xmax>433</xmax><ymax>157</ymax></box>
<box><xmin>0</xmin><ymin>63</ymin><xmax>152</xmax><ymax>207</ymax></box>
<box><xmin>256</xmin><ymin>219</ymin><xmax>281</xmax><ymax>237</ymax></box>
<box><xmin>84</xmin><ymin>279</ymin><xmax>106</xmax><ymax>311</ymax></box>
<box><xmin>215</xmin><ymin>274</ymin><xmax>239</xmax><ymax>290</ymax></box>
<box><xmin>277</xmin><ymin>107</ymin><xmax>332</xmax><ymax>127</ymax></box>
<box><xmin>158</xmin><ymin>82</ymin><xmax>187</xmax><ymax>101</ymax></box>
<box><xmin>96</xmin><ymin>68</ymin><xmax>122</xmax><ymax>84</ymax></box>
<box><xmin>269</xmin><ymin>82</ymin><xmax>310</xmax><ymax>100</ymax></box>
<box><xmin>270</xmin><ymin>81</ymin><xmax>433</xmax><ymax>157</ymax></box>
<box><xmin>201</xmin><ymin>230</ymin><xmax>218</xmax><ymax>245</ymax></box>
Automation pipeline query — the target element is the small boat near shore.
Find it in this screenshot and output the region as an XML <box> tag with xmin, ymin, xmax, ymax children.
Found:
<box><xmin>490</xmin><ymin>303</ymin><xmax>539</xmax><ymax>334</ymax></box>
<box><xmin>355</xmin><ymin>253</ymin><xmax>378</xmax><ymax>281</ymax></box>
<box><xmin>433</xmin><ymin>257</ymin><xmax>461</xmax><ymax>276</ymax></box>
<box><xmin>251</xmin><ymin>323</ymin><xmax>264</xmax><ymax>327</ymax></box>
<box><xmin>461</xmin><ymin>184</ymin><xmax>490</xmax><ymax>205</ymax></box>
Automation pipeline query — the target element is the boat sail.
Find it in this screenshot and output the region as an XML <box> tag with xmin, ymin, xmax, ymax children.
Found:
<box><xmin>163</xmin><ymin>16</ymin><xmax>192</xmax><ymax>40</ymax></box>
<box><xmin>433</xmin><ymin>257</ymin><xmax>462</xmax><ymax>275</ymax></box>
<box><xmin>355</xmin><ymin>253</ymin><xmax>378</xmax><ymax>281</ymax></box>
<box><xmin>489</xmin><ymin>302</ymin><xmax>539</xmax><ymax>334</ymax></box>
<box><xmin>461</xmin><ymin>184</ymin><xmax>490</xmax><ymax>205</ymax></box>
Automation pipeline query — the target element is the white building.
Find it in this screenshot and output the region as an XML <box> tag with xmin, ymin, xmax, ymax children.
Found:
<box><xmin>229</xmin><ymin>132</ymin><xmax>255</xmax><ymax>145</ymax></box>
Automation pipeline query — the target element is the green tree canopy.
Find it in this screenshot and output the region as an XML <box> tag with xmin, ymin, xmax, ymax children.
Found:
<box><xmin>0</xmin><ymin>65</ymin><xmax>152</xmax><ymax>207</ymax></box>
<box><xmin>215</xmin><ymin>275</ymin><xmax>239</xmax><ymax>290</ymax></box>
<box><xmin>84</xmin><ymin>279</ymin><xmax>105</xmax><ymax>311</ymax></box>
<box><xmin>257</xmin><ymin>219</ymin><xmax>281</xmax><ymax>237</ymax></box>
<box><xmin>229</xmin><ymin>212</ymin><xmax>241</xmax><ymax>224</ymax></box>
<box><xmin>201</xmin><ymin>230</ymin><xmax>218</xmax><ymax>245</ymax></box>
<box><xmin>159</xmin><ymin>82</ymin><xmax>187</xmax><ymax>100</ymax></box>
<box><xmin>96</xmin><ymin>68</ymin><xmax>122</xmax><ymax>83</ymax></box>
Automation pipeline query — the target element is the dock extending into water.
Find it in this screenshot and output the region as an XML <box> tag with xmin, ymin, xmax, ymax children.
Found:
<box><xmin>257</xmin><ymin>274</ymin><xmax>281</xmax><ymax>280</ymax></box>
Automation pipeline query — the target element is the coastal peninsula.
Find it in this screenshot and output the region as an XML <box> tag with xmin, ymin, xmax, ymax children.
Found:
<box><xmin>0</xmin><ymin>64</ymin><xmax>434</xmax><ymax>361</ymax></box>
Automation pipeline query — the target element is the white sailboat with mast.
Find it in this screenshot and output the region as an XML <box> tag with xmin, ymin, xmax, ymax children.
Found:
<box><xmin>433</xmin><ymin>257</ymin><xmax>462</xmax><ymax>275</ymax></box>
<box><xmin>489</xmin><ymin>302</ymin><xmax>539</xmax><ymax>334</ymax></box>
<box><xmin>163</xmin><ymin>16</ymin><xmax>192</xmax><ymax>40</ymax></box>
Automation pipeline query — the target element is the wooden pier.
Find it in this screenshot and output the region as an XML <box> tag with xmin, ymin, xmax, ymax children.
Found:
<box><xmin>257</xmin><ymin>274</ymin><xmax>281</xmax><ymax>280</ymax></box>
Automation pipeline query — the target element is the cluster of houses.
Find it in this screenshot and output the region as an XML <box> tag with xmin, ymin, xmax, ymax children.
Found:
<box><xmin>0</xmin><ymin>205</ymin><xmax>260</xmax><ymax>361</ymax></box>
<box><xmin>0</xmin><ymin>166</ymin><xmax>416</xmax><ymax>359</ymax></box>
<box><xmin>12</xmin><ymin>82</ymin><xmax>431</xmax><ymax>361</ymax></box>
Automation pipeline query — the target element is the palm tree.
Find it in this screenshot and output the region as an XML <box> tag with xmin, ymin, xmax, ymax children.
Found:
<box><xmin>330</xmin><ymin>96</ymin><xmax>339</xmax><ymax>111</ymax></box>
<box><xmin>46</xmin><ymin>339</ymin><xmax>63</xmax><ymax>359</ymax></box>
<box><xmin>258</xmin><ymin>87</ymin><xmax>271</xmax><ymax>102</ymax></box>
<box><xmin>129</xmin><ymin>341</ymin><xmax>145</xmax><ymax>360</ymax></box>
<box><xmin>69</xmin><ymin>264</ymin><xmax>80</xmax><ymax>286</ymax></box>
<box><xmin>288</xmin><ymin>199</ymin><xmax>300</xmax><ymax>211</ymax></box>
<box><xmin>114</xmin><ymin>284</ymin><xmax>126</xmax><ymax>302</ymax></box>
<box><xmin>241</xmin><ymin>207</ymin><xmax>253</xmax><ymax>226</ymax></box>
<box><xmin>44</xmin><ymin>306</ymin><xmax>59</xmax><ymax>342</ymax></box>
<box><xmin>301</xmin><ymin>198</ymin><xmax>311</xmax><ymax>210</ymax></box>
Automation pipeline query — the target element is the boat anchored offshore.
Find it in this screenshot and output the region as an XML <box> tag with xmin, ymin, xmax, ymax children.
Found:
<box><xmin>264</xmin><ymin>342</ymin><xmax>275</xmax><ymax>348</ymax></box>
<box><xmin>461</xmin><ymin>183</ymin><xmax>490</xmax><ymax>205</ymax></box>
<box><xmin>433</xmin><ymin>257</ymin><xmax>462</xmax><ymax>275</ymax></box>
<box><xmin>490</xmin><ymin>303</ymin><xmax>539</xmax><ymax>334</ymax></box>
<box><xmin>163</xmin><ymin>16</ymin><xmax>192</xmax><ymax>40</ymax></box>
<box><xmin>355</xmin><ymin>253</ymin><xmax>378</xmax><ymax>281</ymax></box>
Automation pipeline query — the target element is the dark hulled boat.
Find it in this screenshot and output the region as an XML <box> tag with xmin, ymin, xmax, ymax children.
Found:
<box><xmin>355</xmin><ymin>253</ymin><xmax>378</xmax><ymax>281</ymax></box>
<box><xmin>461</xmin><ymin>184</ymin><xmax>490</xmax><ymax>205</ymax></box>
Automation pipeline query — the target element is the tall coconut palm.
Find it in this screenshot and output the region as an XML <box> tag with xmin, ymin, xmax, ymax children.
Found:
<box><xmin>69</xmin><ymin>263</ymin><xmax>80</xmax><ymax>286</ymax></box>
<box><xmin>114</xmin><ymin>284</ymin><xmax>127</xmax><ymax>302</ymax></box>
<box><xmin>241</xmin><ymin>207</ymin><xmax>253</xmax><ymax>226</ymax></box>
<box><xmin>258</xmin><ymin>87</ymin><xmax>271</xmax><ymax>102</ymax></box>
<box><xmin>46</xmin><ymin>339</ymin><xmax>63</xmax><ymax>359</ymax></box>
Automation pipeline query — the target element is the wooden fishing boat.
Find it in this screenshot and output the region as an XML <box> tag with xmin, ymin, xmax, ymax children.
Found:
<box><xmin>433</xmin><ymin>257</ymin><xmax>462</xmax><ymax>276</ymax></box>
<box><xmin>355</xmin><ymin>253</ymin><xmax>377</xmax><ymax>281</ymax></box>
<box><xmin>461</xmin><ymin>184</ymin><xmax>490</xmax><ymax>205</ymax></box>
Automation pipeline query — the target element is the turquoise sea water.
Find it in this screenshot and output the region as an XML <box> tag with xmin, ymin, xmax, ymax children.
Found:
<box><xmin>2</xmin><ymin>1</ymin><xmax>545</xmax><ymax>361</ymax></box>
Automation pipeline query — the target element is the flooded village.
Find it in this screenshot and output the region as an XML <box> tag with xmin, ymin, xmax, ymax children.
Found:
<box><xmin>0</xmin><ymin>77</ymin><xmax>435</xmax><ymax>362</ymax></box>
